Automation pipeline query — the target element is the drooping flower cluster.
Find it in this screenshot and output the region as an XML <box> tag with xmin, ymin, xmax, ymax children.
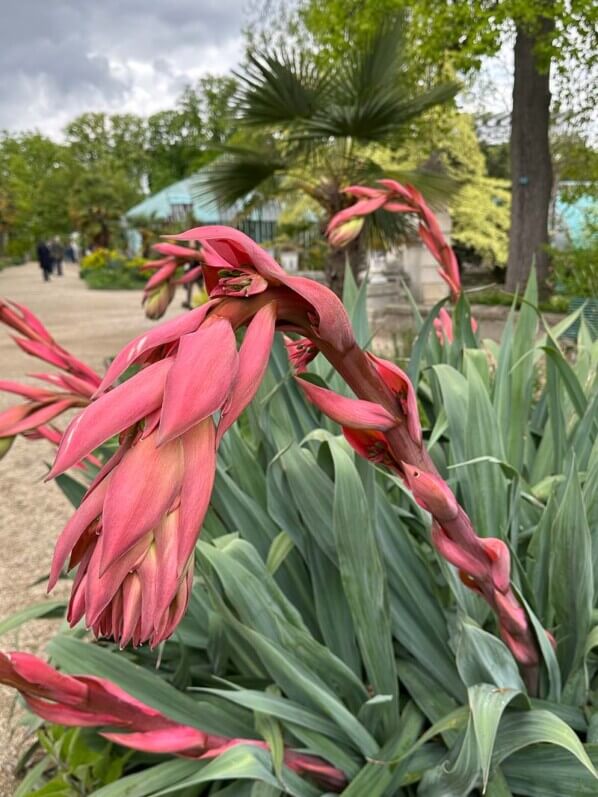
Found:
<box><xmin>35</xmin><ymin>218</ymin><xmax>543</xmax><ymax>686</ymax></box>
<box><xmin>0</xmin><ymin>651</ymin><xmax>346</xmax><ymax>791</ymax></box>
<box><xmin>0</xmin><ymin>299</ymin><xmax>101</xmax><ymax>467</ymax></box>
<box><xmin>47</xmin><ymin>227</ymin><xmax>378</xmax><ymax>647</ymax></box>
<box><xmin>326</xmin><ymin>179</ymin><xmax>461</xmax><ymax>299</ymax></box>
<box><xmin>47</xmin><ymin>297</ymin><xmax>278</xmax><ymax>647</ymax></box>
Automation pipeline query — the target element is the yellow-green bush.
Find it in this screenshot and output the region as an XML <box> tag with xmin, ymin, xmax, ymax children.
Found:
<box><xmin>80</xmin><ymin>249</ymin><xmax>149</xmax><ymax>289</ymax></box>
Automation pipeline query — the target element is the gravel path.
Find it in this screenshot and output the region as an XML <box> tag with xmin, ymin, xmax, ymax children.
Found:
<box><xmin>0</xmin><ymin>262</ymin><xmax>179</xmax><ymax>794</ymax></box>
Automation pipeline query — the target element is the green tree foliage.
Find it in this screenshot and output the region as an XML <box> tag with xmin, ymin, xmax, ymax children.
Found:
<box><xmin>67</xmin><ymin>162</ymin><xmax>141</xmax><ymax>249</ymax></box>
<box><xmin>0</xmin><ymin>76</ymin><xmax>237</xmax><ymax>255</ymax></box>
<box><xmin>203</xmin><ymin>17</ymin><xmax>458</xmax><ymax>292</ymax></box>
<box><xmin>302</xmin><ymin>0</ymin><xmax>598</xmax><ymax>293</ymax></box>
<box><xmin>0</xmin><ymin>133</ymin><xmax>72</xmax><ymax>256</ymax></box>
<box><xmin>146</xmin><ymin>77</ymin><xmax>237</xmax><ymax>191</ymax></box>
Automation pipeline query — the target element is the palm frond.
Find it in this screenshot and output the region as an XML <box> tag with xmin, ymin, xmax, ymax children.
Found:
<box><xmin>335</xmin><ymin>15</ymin><xmax>408</xmax><ymax>106</ymax></box>
<box><xmin>236</xmin><ymin>51</ymin><xmax>329</xmax><ymax>127</ymax></box>
<box><xmin>287</xmin><ymin>16</ymin><xmax>459</xmax><ymax>144</ymax></box>
<box><xmin>196</xmin><ymin>147</ymin><xmax>288</xmax><ymax>208</ymax></box>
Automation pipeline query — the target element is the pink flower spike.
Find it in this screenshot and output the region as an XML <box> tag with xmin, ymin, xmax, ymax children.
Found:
<box><xmin>438</xmin><ymin>267</ymin><xmax>461</xmax><ymax>299</ymax></box>
<box><xmin>139</xmin><ymin>257</ymin><xmax>171</xmax><ymax>271</ymax></box>
<box><xmin>0</xmin><ymin>399</ymin><xmax>78</xmax><ymax>437</ymax></box>
<box><xmin>49</xmin><ymin>359</ymin><xmax>172</xmax><ymax>479</ymax></box>
<box><xmin>159</xmin><ymin>319</ymin><xmax>238</xmax><ymax>444</ymax></box>
<box><xmin>6</xmin><ymin>652</ymin><xmax>87</xmax><ymax>704</ymax></box>
<box><xmin>48</xmin><ymin>479</ymin><xmax>109</xmax><ymax>589</ymax></box>
<box><xmin>499</xmin><ymin>628</ymin><xmax>539</xmax><ymax>668</ymax></box>
<box><xmin>417</xmin><ymin>223</ymin><xmax>443</xmax><ymax>263</ymax></box>
<box><xmin>296</xmin><ymin>377</ymin><xmax>397</xmax><ymax>431</ymax></box>
<box><xmin>342</xmin><ymin>427</ymin><xmax>397</xmax><ymax>468</ymax></box>
<box><xmin>382</xmin><ymin>202</ymin><xmax>416</xmax><ymax>213</ymax></box>
<box><xmin>367</xmin><ymin>353</ymin><xmax>422</xmax><ymax>445</ymax></box>
<box><xmin>376</xmin><ymin>179</ymin><xmax>413</xmax><ymax>202</ymax></box>
<box><xmin>326</xmin><ymin>194</ymin><xmax>387</xmax><ymax>234</ymax></box>
<box><xmin>53</xmin><ymin>372</ymin><xmax>97</xmax><ymax>399</ymax></box>
<box><xmin>217</xmin><ymin>302</ymin><xmax>277</xmax><ymax>444</ymax></box>
<box><xmin>481</xmin><ymin>538</ymin><xmax>511</xmax><ymax>594</ymax></box>
<box><xmin>287</xmin><ymin>276</ymin><xmax>356</xmax><ymax>353</ymax></box>
<box><xmin>22</xmin><ymin>695</ymin><xmax>117</xmax><ymax>727</ymax></box>
<box><xmin>29</xmin><ymin>424</ymin><xmax>62</xmax><ymax>447</ymax></box>
<box><xmin>0</xmin><ymin>652</ymin><xmax>347</xmax><ymax>790</ymax></box>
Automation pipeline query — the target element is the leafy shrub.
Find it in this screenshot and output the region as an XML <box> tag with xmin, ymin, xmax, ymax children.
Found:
<box><xmin>9</xmin><ymin>273</ymin><xmax>598</xmax><ymax>796</ymax></box>
<box><xmin>16</xmin><ymin>726</ymin><xmax>129</xmax><ymax>796</ymax></box>
<box><xmin>79</xmin><ymin>248</ymin><xmax>148</xmax><ymax>290</ymax></box>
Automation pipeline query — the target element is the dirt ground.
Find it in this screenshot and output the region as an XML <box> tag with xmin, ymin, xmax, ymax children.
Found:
<box><xmin>0</xmin><ymin>261</ymin><xmax>179</xmax><ymax>795</ymax></box>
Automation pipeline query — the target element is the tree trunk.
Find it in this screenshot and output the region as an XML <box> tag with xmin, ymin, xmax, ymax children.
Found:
<box><xmin>325</xmin><ymin>236</ymin><xmax>363</xmax><ymax>297</ymax></box>
<box><xmin>94</xmin><ymin>222</ymin><xmax>110</xmax><ymax>249</ymax></box>
<box><xmin>506</xmin><ymin>19</ymin><xmax>554</xmax><ymax>297</ymax></box>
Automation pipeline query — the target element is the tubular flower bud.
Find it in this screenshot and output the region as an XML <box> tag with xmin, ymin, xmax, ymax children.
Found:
<box><xmin>432</xmin><ymin>524</ymin><xmax>489</xmax><ymax>581</ymax></box>
<box><xmin>402</xmin><ymin>463</ymin><xmax>459</xmax><ymax>522</ymax></box>
<box><xmin>143</xmin><ymin>280</ymin><xmax>176</xmax><ymax>320</ymax></box>
<box><xmin>328</xmin><ymin>217</ymin><xmax>365</xmax><ymax>248</ymax></box>
<box><xmin>367</xmin><ymin>353</ymin><xmax>422</xmax><ymax>445</ymax></box>
<box><xmin>296</xmin><ymin>378</ymin><xmax>397</xmax><ymax>431</ymax></box>
<box><xmin>481</xmin><ymin>538</ymin><xmax>511</xmax><ymax>594</ymax></box>
<box><xmin>0</xmin><ymin>652</ymin><xmax>347</xmax><ymax>791</ymax></box>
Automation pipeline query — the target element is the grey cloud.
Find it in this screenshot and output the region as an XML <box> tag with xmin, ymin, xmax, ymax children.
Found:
<box><xmin>0</xmin><ymin>0</ymin><xmax>246</xmax><ymax>136</ymax></box>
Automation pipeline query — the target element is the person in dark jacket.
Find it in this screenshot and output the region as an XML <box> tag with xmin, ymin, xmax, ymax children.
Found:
<box><xmin>37</xmin><ymin>240</ymin><xmax>53</xmax><ymax>281</ymax></box>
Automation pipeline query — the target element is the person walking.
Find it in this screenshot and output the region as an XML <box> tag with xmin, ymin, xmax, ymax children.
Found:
<box><xmin>36</xmin><ymin>240</ymin><xmax>53</xmax><ymax>282</ymax></box>
<box><xmin>50</xmin><ymin>236</ymin><xmax>64</xmax><ymax>276</ymax></box>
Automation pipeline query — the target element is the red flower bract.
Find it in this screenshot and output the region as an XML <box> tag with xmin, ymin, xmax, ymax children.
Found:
<box><xmin>47</xmin><ymin>289</ymin><xmax>279</xmax><ymax>646</ymax></box>
<box><xmin>0</xmin><ymin>652</ymin><xmax>347</xmax><ymax>791</ymax></box>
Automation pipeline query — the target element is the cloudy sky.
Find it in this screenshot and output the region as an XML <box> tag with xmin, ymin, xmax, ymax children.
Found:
<box><xmin>0</xmin><ymin>0</ymin><xmax>249</xmax><ymax>139</ymax></box>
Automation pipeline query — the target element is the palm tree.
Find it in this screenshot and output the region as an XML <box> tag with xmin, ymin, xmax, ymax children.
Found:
<box><xmin>199</xmin><ymin>18</ymin><xmax>459</xmax><ymax>294</ymax></box>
